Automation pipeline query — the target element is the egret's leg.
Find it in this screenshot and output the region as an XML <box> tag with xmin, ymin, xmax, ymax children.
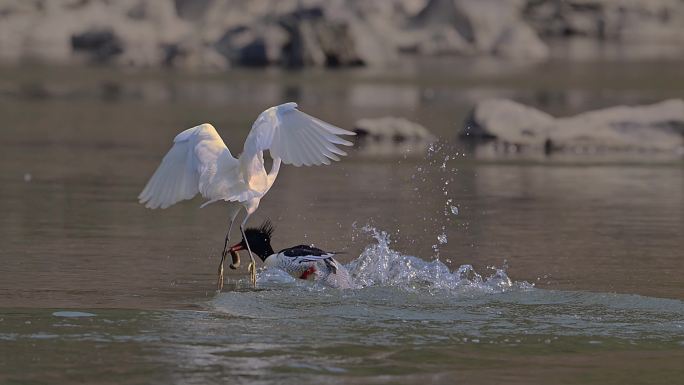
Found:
<box><xmin>217</xmin><ymin>207</ymin><xmax>240</xmax><ymax>292</ymax></box>
<box><xmin>239</xmin><ymin>212</ymin><xmax>257</xmax><ymax>287</ymax></box>
<box><xmin>221</xmin><ymin>206</ymin><xmax>241</xmax><ymax>258</ymax></box>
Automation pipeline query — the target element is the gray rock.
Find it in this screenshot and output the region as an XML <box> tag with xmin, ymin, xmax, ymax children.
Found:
<box><xmin>463</xmin><ymin>98</ymin><xmax>684</xmax><ymax>153</ymax></box>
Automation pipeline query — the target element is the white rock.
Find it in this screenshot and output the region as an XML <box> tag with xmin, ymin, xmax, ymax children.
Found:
<box><xmin>553</xmin><ymin>99</ymin><xmax>684</xmax><ymax>151</ymax></box>
<box><xmin>464</xmin><ymin>99</ymin><xmax>554</xmax><ymax>145</ymax></box>
<box><xmin>464</xmin><ymin>98</ymin><xmax>684</xmax><ymax>153</ymax></box>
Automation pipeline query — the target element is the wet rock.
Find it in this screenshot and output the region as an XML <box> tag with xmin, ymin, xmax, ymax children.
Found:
<box><xmin>463</xmin><ymin>98</ymin><xmax>684</xmax><ymax>153</ymax></box>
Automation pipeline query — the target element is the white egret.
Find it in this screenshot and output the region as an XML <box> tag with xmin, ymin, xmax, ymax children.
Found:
<box><xmin>138</xmin><ymin>102</ymin><xmax>355</xmax><ymax>288</ymax></box>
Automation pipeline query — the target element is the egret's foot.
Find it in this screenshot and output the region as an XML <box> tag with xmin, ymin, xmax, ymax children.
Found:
<box><xmin>217</xmin><ymin>253</ymin><xmax>226</xmax><ymax>292</ymax></box>
<box><xmin>248</xmin><ymin>262</ymin><xmax>257</xmax><ymax>287</ymax></box>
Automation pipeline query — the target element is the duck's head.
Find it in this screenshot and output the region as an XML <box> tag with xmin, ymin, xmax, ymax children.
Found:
<box><xmin>229</xmin><ymin>220</ymin><xmax>275</xmax><ymax>261</ymax></box>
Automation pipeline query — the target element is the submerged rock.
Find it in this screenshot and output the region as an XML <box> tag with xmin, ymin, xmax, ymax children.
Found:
<box><xmin>463</xmin><ymin>98</ymin><xmax>684</xmax><ymax>153</ymax></box>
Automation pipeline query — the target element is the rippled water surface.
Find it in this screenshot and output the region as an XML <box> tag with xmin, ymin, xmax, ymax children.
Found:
<box><xmin>0</xmin><ymin>63</ymin><xmax>683</xmax><ymax>384</ymax></box>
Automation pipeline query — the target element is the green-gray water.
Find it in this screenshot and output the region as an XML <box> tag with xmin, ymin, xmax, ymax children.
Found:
<box><xmin>0</xmin><ymin>61</ymin><xmax>683</xmax><ymax>384</ymax></box>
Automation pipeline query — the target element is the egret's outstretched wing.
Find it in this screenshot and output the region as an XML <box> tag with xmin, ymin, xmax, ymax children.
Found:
<box><xmin>138</xmin><ymin>123</ymin><xmax>246</xmax><ymax>209</ymax></box>
<box><xmin>242</xmin><ymin>102</ymin><xmax>355</xmax><ymax>168</ymax></box>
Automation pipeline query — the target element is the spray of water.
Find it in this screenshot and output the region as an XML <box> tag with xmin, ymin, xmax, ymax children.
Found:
<box><xmin>248</xmin><ymin>225</ymin><xmax>532</xmax><ymax>295</ymax></box>
<box><xmin>347</xmin><ymin>226</ymin><xmax>532</xmax><ymax>294</ymax></box>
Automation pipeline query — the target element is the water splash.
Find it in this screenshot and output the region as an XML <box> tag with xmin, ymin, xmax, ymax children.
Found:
<box><xmin>347</xmin><ymin>226</ymin><xmax>532</xmax><ymax>294</ymax></box>
<box><xmin>450</xmin><ymin>205</ymin><xmax>459</xmax><ymax>215</ymax></box>
<box><xmin>236</xmin><ymin>225</ymin><xmax>530</xmax><ymax>296</ymax></box>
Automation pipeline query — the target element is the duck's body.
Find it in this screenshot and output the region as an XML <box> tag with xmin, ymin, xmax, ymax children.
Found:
<box><xmin>265</xmin><ymin>245</ymin><xmax>340</xmax><ymax>279</ymax></box>
<box><xmin>230</xmin><ymin>222</ymin><xmax>353</xmax><ymax>289</ymax></box>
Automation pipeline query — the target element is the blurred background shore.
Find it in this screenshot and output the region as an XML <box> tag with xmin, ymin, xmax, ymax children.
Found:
<box><xmin>3</xmin><ymin>0</ymin><xmax>684</xmax><ymax>69</ymax></box>
<box><xmin>1</xmin><ymin>0</ymin><xmax>683</xmax><ymax>158</ymax></box>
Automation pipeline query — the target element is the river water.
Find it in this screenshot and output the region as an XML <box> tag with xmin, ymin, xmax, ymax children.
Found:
<box><xmin>0</xmin><ymin>61</ymin><xmax>682</xmax><ymax>384</ymax></box>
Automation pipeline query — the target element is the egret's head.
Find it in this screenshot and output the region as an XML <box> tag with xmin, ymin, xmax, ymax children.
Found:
<box><xmin>229</xmin><ymin>220</ymin><xmax>274</xmax><ymax>261</ymax></box>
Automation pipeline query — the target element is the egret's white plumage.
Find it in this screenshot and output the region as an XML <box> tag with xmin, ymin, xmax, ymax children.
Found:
<box><xmin>138</xmin><ymin>102</ymin><xmax>355</xmax><ymax>287</ymax></box>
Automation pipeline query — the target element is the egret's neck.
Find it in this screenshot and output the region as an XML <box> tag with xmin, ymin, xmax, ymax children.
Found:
<box><xmin>266</xmin><ymin>157</ymin><xmax>282</xmax><ymax>191</ymax></box>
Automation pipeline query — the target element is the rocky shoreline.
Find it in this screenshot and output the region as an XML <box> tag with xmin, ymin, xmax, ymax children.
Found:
<box><xmin>1</xmin><ymin>0</ymin><xmax>683</xmax><ymax>70</ymax></box>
